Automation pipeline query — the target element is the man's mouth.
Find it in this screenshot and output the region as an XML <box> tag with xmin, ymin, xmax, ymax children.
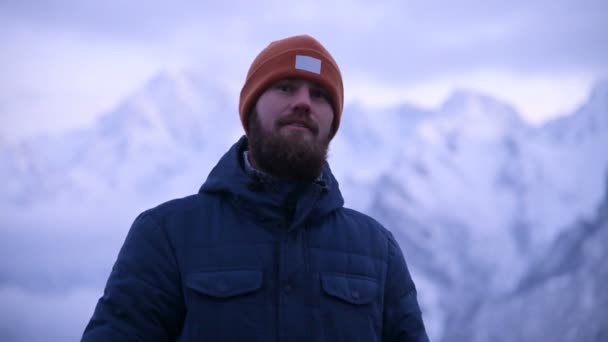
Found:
<box><xmin>287</xmin><ymin>122</ymin><xmax>308</xmax><ymax>128</ymax></box>
<box><xmin>283</xmin><ymin>120</ymin><xmax>315</xmax><ymax>133</ymax></box>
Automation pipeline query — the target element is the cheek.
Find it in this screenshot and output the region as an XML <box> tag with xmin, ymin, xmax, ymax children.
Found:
<box><xmin>254</xmin><ymin>97</ymin><xmax>280</xmax><ymax>130</ymax></box>
<box><xmin>255</xmin><ymin>112</ymin><xmax>273</xmax><ymax>131</ymax></box>
<box><xmin>318</xmin><ymin>107</ymin><xmax>335</xmax><ymax>136</ymax></box>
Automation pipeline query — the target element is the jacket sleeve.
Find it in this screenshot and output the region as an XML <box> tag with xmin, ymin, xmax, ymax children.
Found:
<box><xmin>382</xmin><ymin>233</ymin><xmax>429</xmax><ymax>342</ymax></box>
<box><xmin>82</xmin><ymin>211</ymin><xmax>185</xmax><ymax>341</ymax></box>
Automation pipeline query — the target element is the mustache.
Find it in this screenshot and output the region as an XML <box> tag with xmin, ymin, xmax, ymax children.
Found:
<box><xmin>276</xmin><ymin>114</ymin><xmax>319</xmax><ymax>135</ymax></box>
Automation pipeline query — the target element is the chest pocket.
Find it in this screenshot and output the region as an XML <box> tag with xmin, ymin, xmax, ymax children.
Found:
<box><xmin>187</xmin><ymin>269</ymin><xmax>262</xmax><ymax>299</ymax></box>
<box><xmin>321</xmin><ymin>273</ymin><xmax>379</xmax><ymax>305</ymax></box>
<box><xmin>317</xmin><ymin>273</ymin><xmax>381</xmax><ymax>341</ymax></box>
<box><xmin>184</xmin><ymin>269</ymin><xmax>266</xmax><ymax>341</ymax></box>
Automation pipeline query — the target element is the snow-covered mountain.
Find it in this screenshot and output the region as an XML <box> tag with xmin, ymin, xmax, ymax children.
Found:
<box><xmin>1</xmin><ymin>70</ymin><xmax>242</xmax><ymax>207</ymax></box>
<box><xmin>463</xmin><ymin>177</ymin><xmax>608</xmax><ymax>342</ymax></box>
<box><xmin>358</xmin><ymin>82</ymin><xmax>608</xmax><ymax>340</ymax></box>
<box><xmin>1</xmin><ymin>71</ymin><xmax>607</xmax><ymax>342</ymax></box>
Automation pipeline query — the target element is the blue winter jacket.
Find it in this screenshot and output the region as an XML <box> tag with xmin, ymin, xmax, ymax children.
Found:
<box><xmin>82</xmin><ymin>136</ymin><xmax>428</xmax><ymax>341</ymax></box>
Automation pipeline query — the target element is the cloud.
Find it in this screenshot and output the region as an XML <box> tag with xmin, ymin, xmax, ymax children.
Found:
<box><xmin>0</xmin><ymin>0</ymin><xmax>607</xmax><ymax>140</ymax></box>
<box><xmin>3</xmin><ymin>0</ymin><xmax>607</xmax><ymax>77</ymax></box>
<box><xmin>0</xmin><ymin>285</ymin><xmax>99</xmax><ymax>342</ymax></box>
<box><xmin>325</xmin><ymin>0</ymin><xmax>608</xmax><ymax>80</ymax></box>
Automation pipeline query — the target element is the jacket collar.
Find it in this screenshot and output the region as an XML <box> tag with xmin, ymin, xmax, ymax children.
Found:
<box><xmin>199</xmin><ymin>136</ymin><xmax>344</xmax><ymax>229</ymax></box>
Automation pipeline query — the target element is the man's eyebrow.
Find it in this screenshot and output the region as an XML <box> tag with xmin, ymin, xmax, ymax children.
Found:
<box><xmin>305</xmin><ymin>80</ymin><xmax>328</xmax><ymax>91</ymax></box>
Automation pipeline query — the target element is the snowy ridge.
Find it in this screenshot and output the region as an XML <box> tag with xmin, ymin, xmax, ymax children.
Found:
<box><xmin>463</xmin><ymin>175</ymin><xmax>608</xmax><ymax>342</ymax></box>
<box><xmin>436</xmin><ymin>89</ymin><xmax>526</xmax><ymax>141</ymax></box>
<box><xmin>1</xmin><ymin>70</ymin><xmax>242</xmax><ymax>206</ymax></box>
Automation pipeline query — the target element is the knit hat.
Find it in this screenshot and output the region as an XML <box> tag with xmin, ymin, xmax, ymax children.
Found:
<box><xmin>239</xmin><ymin>35</ymin><xmax>344</xmax><ymax>139</ymax></box>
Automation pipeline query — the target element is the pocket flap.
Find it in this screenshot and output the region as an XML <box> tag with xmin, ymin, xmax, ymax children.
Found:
<box><xmin>321</xmin><ymin>273</ymin><xmax>379</xmax><ymax>305</ymax></box>
<box><xmin>186</xmin><ymin>269</ymin><xmax>263</xmax><ymax>298</ymax></box>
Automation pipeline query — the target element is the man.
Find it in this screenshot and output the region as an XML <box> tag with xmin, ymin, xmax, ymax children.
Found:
<box><xmin>82</xmin><ymin>34</ymin><xmax>428</xmax><ymax>341</ymax></box>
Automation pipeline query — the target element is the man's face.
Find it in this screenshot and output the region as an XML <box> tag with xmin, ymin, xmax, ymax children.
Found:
<box><xmin>247</xmin><ymin>78</ymin><xmax>335</xmax><ymax>180</ymax></box>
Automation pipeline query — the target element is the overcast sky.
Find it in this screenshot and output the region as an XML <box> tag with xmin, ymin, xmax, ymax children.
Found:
<box><xmin>1</xmin><ymin>0</ymin><xmax>607</xmax><ymax>142</ymax></box>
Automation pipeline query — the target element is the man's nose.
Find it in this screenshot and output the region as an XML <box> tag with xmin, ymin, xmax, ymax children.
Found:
<box><xmin>291</xmin><ymin>86</ymin><xmax>311</xmax><ymax>114</ymax></box>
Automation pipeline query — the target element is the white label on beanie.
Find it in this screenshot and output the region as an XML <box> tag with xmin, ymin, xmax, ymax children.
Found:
<box><xmin>295</xmin><ymin>55</ymin><xmax>321</xmax><ymax>74</ymax></box>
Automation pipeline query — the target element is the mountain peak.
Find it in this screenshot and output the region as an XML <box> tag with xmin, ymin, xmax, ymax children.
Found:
<box><xmin>545</xmin><ymin>78</ymin><xmax>608</xmax><ymax>140</ymax></box>
<box><xmin>441</xmin><ymin>90</ymin><xmax>520</xmax><ymax>118</ymax></box>
<box><xmin>432</xmin><ymin>89</ymin><xmax>526</xmax><ymax>141</ymax></box>
<box><xmin>94</xmin><ymin>68</ymin><xmax>238</xmax><ymax>149</ymax></box>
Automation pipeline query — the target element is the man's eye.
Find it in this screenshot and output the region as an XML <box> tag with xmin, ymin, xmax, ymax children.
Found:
<box><xmin>276</xmin><ymin>84</ymin><xmax>293</xmax><ymax>92</ymax></box>
<box><xmin>311</xmin><ymin>89</ymin><xmax>329</xmax><ymax>100</ymax></box>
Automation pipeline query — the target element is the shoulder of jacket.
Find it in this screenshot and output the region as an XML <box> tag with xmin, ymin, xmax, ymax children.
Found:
<box><xmin>137</xmin><ymin>192</ymin><xmax>217</xmax><ymax>224</ymax></box>
<box><xmin>338</xmin><ymin>207</ymin><xmax>394</xmax><ymax>240</ymax></box>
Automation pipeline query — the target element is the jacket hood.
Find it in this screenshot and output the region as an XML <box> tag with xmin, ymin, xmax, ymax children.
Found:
<box><xmin>199</xmin><ymin>136</ymin><xmax>344</xmax><ymax>228</ymax></box>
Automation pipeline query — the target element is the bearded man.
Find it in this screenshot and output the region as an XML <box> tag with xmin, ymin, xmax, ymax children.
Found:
<box><xmin>82</xmin><ymin>34</ymin><xmax>428</xmax><ymax>342</ymax></box>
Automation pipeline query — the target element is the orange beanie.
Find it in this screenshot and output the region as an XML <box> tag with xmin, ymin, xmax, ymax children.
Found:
<box><xmin>239</xmin><ymin>35</ymin><xmax>344</xmax><ymax>139</ymax></box>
